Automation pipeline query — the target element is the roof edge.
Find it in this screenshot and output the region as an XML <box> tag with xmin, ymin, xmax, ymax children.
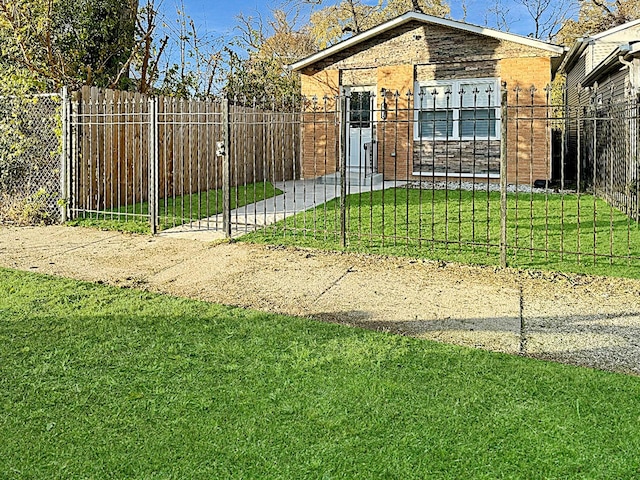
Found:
<box><xmin>582</xmin><ymin>44</ymin><xmax>631</xmax><ymax>87</ymax></box>
<box><xmin>625</xmin><ymin>40</ymin><xmax>640</xmax><ymax>58</ymax></box>
<box><xmin>558</xmin><ymin>19</ymin><xmax>640</xmax><ymax>75</ymax></box>
<box><xmin>557</xmin><ymin>37</ymin><xmax>588</xmax><ymax>75</ymax></box>
<box><xmin>590</xmin><ymin>18</ymin><xmax>640</xmax><ymax>40</ymax></box>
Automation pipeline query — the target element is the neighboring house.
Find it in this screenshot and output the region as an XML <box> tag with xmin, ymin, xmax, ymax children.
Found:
<box><xmin>558</xmin><ymin>20</ymin><xmax>640</xmax><ymax>218</ymax></box>
<box><xmin>289</xmin><ymin>12</ymin><xmax>566</xmax><ymax>185</ymax></box>
<box><xmin>560</xmin><ymin>19</ymin><xmax>640</xmax><ymax>107</ymax></box>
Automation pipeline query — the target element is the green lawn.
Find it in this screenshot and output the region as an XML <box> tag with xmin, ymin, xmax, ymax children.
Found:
<box><xmin>244</xmin><ymin>188</ymin><xmax>640</xmax><ymax>278</ymax></box>
<box><xmin>2</xmin><ymin>268</ymin><xmax>640</xmax><ymax>478</ymax></box>
<box><xmin>68</xmin><ymin>181</ymin><xmax>282</xmax><ymax>234</ymax></box>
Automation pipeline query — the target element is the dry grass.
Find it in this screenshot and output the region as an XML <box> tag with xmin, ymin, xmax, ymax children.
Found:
<box><xmin>0</xmin><ymin>189</ymin><xmax>55</xmax><ymax>226</ymax></box>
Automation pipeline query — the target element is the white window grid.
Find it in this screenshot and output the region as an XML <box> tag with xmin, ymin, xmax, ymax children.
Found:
<box><xmin>414</xmin><ymin>78</ymin><xmax>501</xmax><ymax>141</ymax></box>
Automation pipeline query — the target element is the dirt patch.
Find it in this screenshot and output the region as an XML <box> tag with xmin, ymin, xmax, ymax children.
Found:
<box><xmin>2</xmin><ymin>225</ymin><xmax>640</xmax><ymax>375</ymax></box>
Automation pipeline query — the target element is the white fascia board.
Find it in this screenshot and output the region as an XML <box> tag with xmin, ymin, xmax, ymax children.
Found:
<box><xmin>582</xmin><ymin>45</ymin><xmax>631</xmax><ymax>86</ymax></box>
<box><xmin>590</xmin><ymin>19</ymin><xmax>640</xmax><ymax>41</ymax></box>
<box><xmin>626</xmin><ymin>42</ymin><xmax>640</xmax><ymax>58</ymax></box>
<box><xmin>288</xmin><ymin>12</ymin><xmax>565</xmax><ymax>72</ymax></box>
<box><xmin>557</xmin><ymin>38</ymin><xmax>588</xmax><ymax>74</ymax></box>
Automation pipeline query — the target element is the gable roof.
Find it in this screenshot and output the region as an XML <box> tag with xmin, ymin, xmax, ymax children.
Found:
<box><xmin>289</xmin><ymin>11</ymin><xmax>566</xmax><ymax>72</ymax></box>
<box><xmin>558</xmin><ymin>19</ymin><xmax>640</xmax><ymax>74</ymax></box>
<box><xmin>581</xmin><ymin>44</ymin><xmax>631</xmax><ymax>86</ymax></box>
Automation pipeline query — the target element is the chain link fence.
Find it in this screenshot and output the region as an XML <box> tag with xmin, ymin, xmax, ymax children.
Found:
<box><xmin>0</xmin><ymin>94</ymin><xmax>62</xmax><ymax>225</ymax></box>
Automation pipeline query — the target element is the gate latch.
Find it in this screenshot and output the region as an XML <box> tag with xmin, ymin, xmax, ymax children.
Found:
<box><xmin>216</xmin><ymin>141</ymin><xmax>225</xmax><ymax>157</ymax></box>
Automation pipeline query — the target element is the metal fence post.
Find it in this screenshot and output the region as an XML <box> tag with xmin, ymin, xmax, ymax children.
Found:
<box><xmin>69</xmin><ymin>91</ymin><xmax>80</xmax><ymax>220</ymax></box>
<box><xmin>222</xmin><ymin>96</ymin><xmax>232</xmax><ymax>238</ymax></box>
<box><xmin>635</xmin><ymin>94</ymin><xmax>640</xmax><ymax>221</ymax></box>
<box><xmin>339</xmin><ymin>93</ymin><xmax>348</xmax><ymax>248</ymax></box>
<box><xmin>148</xmin><ymin>97</ymin><xmax>159</xmax><ymax>234</ymax></box>
<box><xmin>500</xmin><ymin>82</ymin><xmax>509</xmax><ymax>268</ymax></box>
<box><xmin>59</xmin><ymin>87</ymin><xmax>70</xmax><ymax>223</ymax></box>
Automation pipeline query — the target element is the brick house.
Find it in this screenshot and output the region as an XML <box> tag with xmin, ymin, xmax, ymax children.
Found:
<box><xmin>289</xmin><ymin>12</ymin><xmax>566</xmax><ymax>185</ymax></box>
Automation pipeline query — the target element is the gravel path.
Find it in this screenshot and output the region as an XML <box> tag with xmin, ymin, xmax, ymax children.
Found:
<box><xmin>2</xmin><ymin>225</ymin><xmax>640</xmax><ymax>375</ymax></box>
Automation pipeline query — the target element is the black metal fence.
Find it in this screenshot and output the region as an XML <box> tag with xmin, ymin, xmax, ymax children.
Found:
<box><xmin>57</xmin><ymin>85</ymin><xmax>639</xmax><ymax>273</ymax></box>
<box><xmin>579</xmin><ymin>98</ymin><xmax>639</xmax><ymax>221</ymax></box>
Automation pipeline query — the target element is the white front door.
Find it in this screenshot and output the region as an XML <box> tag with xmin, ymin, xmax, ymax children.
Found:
<box><xmin>345</xmin><ymin>86</ymin><xmax>375</xmax><ymax>173</ymax></box>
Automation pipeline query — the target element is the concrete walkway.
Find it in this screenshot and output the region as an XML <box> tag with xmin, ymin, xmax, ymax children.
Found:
<box><xmin>160</xmin><ymin>178</ymin><xmax>404</xmax><ymax>241</ymax></box>
<box><xmin>2</xmin><ymin>225</ymin><xmax>640</xmax><ymax>375</ymax></box>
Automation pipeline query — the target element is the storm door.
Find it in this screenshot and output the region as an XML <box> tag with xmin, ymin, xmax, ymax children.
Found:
<box><xmin>345</xmin><ymin>86</ymin><xmax>376</xmax><ymax>174</ymax></box>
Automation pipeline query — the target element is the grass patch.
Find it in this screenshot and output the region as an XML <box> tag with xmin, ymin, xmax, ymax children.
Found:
<box><xmin>2</xmin><ymin>268</ymin><xmax>640</xmax><ymax>478</ymax></box>
<box><xmin>67</xmin><ymin>181</ymin><xmax>282</xmax><ymax>234</ymax></box>
<box><xmin>244</xmin><ymin>188</ymin><xmax>640</xmax><ymax>278</ymax></box>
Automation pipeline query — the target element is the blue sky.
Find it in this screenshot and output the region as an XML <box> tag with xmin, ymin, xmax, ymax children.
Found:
<box><xmin>158</xmin><ymin>0</ymin><xmax>549</xmax><ymax>41</ymax></box>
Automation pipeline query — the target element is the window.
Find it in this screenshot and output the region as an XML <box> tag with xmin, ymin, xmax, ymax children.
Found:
<box><xmin>460</xmin><ymin>109</ymin><xmax>497</xmax><ymax>137</ymax></box>
<box><xmin>349</xmin><ymin>91</ymin><xmax>372</xmax><ymax>129</ymax></box>
<box><xmin>419</xmin><ymin>110</ymin><xmax>454</xmax><ymax>138</ymax></box>
<box><xmin>415</xmin><ymin>79</ymin><xmax>500</xmax><ymax>140</ymax></box>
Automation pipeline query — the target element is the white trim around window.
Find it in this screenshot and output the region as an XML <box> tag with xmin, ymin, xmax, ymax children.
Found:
<box><xmin>414</xmin><ymin>78</ymin><xmax>501</xmax><ymax>141</ymax></box>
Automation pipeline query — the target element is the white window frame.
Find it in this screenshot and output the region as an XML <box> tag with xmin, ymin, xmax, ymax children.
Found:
<box><xmin>414</xmin><ymin>78</ymin><xmax>501</xmax><ymax>141</ymax></box>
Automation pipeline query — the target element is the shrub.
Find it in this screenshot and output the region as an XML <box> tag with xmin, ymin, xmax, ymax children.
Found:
<box><xmin>0</xmin><ymin>189</ymin><xmax>54</xmax><ymax>226</ymax></box>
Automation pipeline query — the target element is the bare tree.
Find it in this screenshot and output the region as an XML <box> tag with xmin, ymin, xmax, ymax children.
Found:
<box><xmin>484</xmin><ymin>0</ymin><xmax>512</xmax><ymax>32</ymax></box>
<box><xmin>483</xmin><ymin>0</ymin><xmax>576</xmax><ymax>40</ymax></box>
<box><xmin>128</xmin><ymin>0</ymin><xmax>169</xmax><ymax>93</ymax></box>
<box><xmin>308</xmin><ymin>0</ymin><xmax>448</xmax><ymax>47</ymax></box>
<box><xmin>461</xmin><ymin>0</ymin><xmax>469</xmax><ymax>22</ymax></box>
<box><xmin>517</xmin><ymin>0</ymin><xmax>575</xmax><ymax>40</ymax></box>
<box><xmin>151</xmin><ymin>0</ymin><xmax>227</xmax><ymax>96</ymax></box>
<box><xmin>225</xmin><ymin>7</ymin><xmax>316</xmax><ymax>99</ymax></box>
<box><xmin>411</xmin><ymin>0</ymin><xmax>425</xmax><ymax>13</ymax></box>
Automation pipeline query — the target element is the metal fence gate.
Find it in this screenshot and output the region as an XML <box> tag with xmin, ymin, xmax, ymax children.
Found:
<box><xmin>64</xmin><ymin>87</ymin><xmax>301</xmax><ymax>235</ymax></box>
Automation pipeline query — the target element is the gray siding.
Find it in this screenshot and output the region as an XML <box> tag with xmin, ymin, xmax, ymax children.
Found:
<box><xmin>566</xmin><ymin>54</ymin><xmax>587</xmax><ymax>108</ymax></box>
<box><xmin>595</xmin><ymin>68</ymin><xmax>630</xmax><ymax>104</ymax></box>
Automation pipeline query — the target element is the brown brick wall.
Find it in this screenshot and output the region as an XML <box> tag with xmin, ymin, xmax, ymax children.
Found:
<box><xmin>377</xmin><ymin>64</ymin><xmax>414</xmax><ymax>179</ymax></box>
<box><xmin>299</xmin><ymin>22</ymin><xmax>558</xmax><ymax>184</ymax></box>
<box><xmin>341</xmin><ymin>68</ymin><xmax>377</xmax><ymax>86</ymax></box>
<box><xmin>309</xmin><ymin>21</ymin><xmax>556</xmax><ymax>72</ymax></box>
<box><xmin>501</xmin><ymin>57</ymin><xmax>553</xmax><ymax>183</ymax></box>
<box><xmin>300</xmin><ymin>70</ymin><xmax>340</xmax><ymax>179</ymax></box>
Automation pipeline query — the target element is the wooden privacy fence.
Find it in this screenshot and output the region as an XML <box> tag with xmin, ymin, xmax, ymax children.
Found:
<box><xmin>68</xmin><ymin>86</ymin><xmax>301</xmax><ymax>213</ymax></box>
